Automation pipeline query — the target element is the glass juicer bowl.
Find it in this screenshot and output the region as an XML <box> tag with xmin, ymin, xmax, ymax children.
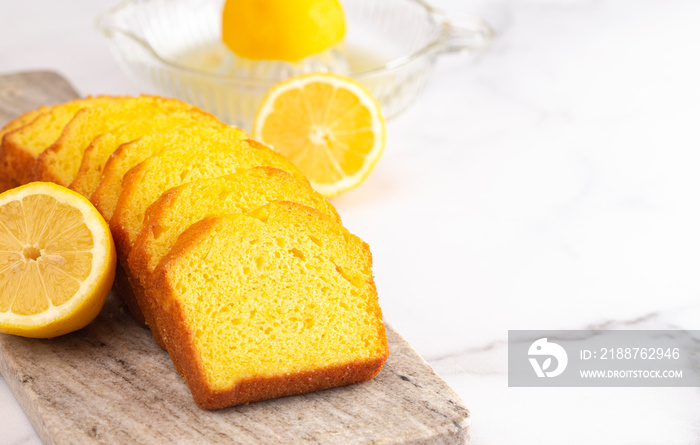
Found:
<box><xmin>98</xmin><ymin>0</ymin><xmax>494</xmax><ymax>130</ymax></box>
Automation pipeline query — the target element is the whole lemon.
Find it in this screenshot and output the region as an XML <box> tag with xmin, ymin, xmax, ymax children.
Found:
<box><xmin>222</xmin><ymin>0</ymin><xmax>346</xmax><ymax>62</ymax></box>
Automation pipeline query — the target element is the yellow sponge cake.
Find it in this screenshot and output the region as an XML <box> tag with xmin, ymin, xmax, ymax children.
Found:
<box><xmin>127</xmin><ymin>167</ymin><xmax>340</xmax><ymax>344</ymax></box>
<box><xmin>90</xmin><ymin>125</ymin><xmax>244</xmax><ymax>222</ymax></box>
<box><xmin>110</xmin><ymin>135</ymin><xmax>305</xmax><ymax>259</ymax></box>
<box><xmin>109</xmin><ymin>133</ymin><xmax>305</xmax><ymax>323</ymax></box>
<box><xmin>149</xmin><ymin>201</ymin><xmax>388</xmax><ymax>409</ymax></box>
<box><xmin>69</xmin><ymin>109</ymin><xmax>226</xmax><ymax>198</ymax></box>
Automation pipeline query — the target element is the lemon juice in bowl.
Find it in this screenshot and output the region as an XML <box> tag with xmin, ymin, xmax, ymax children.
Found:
<box><xmin>168</xmin><ymin>45</ymin><xmax>392</xmax><ymax>132</ymax></box>
<box><xmin>172</xmin><ymin>42</ymin><xmax>390</xmax><ymax>80</ymax></box>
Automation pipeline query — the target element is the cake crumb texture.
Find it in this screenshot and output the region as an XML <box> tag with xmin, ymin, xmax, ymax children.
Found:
<box><xmin>151</xmin><ymin>202</ymin><xmax>388</xmax><ymax>409</ymax></box>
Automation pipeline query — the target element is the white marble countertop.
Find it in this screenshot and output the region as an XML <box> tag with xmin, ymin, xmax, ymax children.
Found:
<box><xmin>2</xmin><ymin>0</ymin><xmax>700</xmax><ymax>443</ymax></box>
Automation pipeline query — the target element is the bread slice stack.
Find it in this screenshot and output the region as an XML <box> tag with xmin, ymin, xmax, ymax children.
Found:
<box><xmin>0</xmin><ymin>95</ymin><xmax>388</xmax><ymax>409</ymax></box>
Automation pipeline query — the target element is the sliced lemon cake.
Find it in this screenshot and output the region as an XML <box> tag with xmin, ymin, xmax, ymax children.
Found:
<box><xmin>90</xmin><ymin>125</ymin><xmax>245</xmax><ymax>222</ymax></box>
<box><xmin>69</xmin><ymin>109</ymin><xmax>227</xmax><ymax>197</ymax></box>
<box><xmin>110</xmin><ymin>136</ymin><xmax>306</xmax><ymax>259</ymax></box>
<box><xmin>127</xmin><ymin>167</ymin><xmax>340</xmax><ymax>344</ymax></box>
<box><xmin>0</xmin><ymin>96</ymin><xmax>119</xmax><ymax>185</ymax></box>
<box><xmin>34</xmin><ymin>96</ymin><xmax>202</xmax><ymax>186</ymax></box>
<box><xmin>109</xmin><ymin>134</ymin><xmax>304</xmax><ymax>322</ymax></box>
<box><xmin>149</xmin><ymin>201</ymin><xmax>388</xmax><ymax>409</ymax></box>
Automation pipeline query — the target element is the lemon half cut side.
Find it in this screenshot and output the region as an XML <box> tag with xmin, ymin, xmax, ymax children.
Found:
<box><xmin>0</xmin><ymin>182</ymin><xmax>116</xmax><ymax>338</ymax></box>
<box><xmin>253</xmin><ymin>72</ymin><xmax>386</xmax><ymax>198</ymax></box>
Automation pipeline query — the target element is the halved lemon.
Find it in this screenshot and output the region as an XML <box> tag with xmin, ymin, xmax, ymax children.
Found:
<box><xmin>252</xmin><ymin>72</ymin><xmax>386</xmax><ymax>198</ymax></box>
<box><xmin>0</xmin><ymin>182</ymin><xmax>116</xmax><ymax>338</ymax></box>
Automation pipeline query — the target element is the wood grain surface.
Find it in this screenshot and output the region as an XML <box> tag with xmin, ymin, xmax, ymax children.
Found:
<box><xmin>0</xmin><ymin>71</ymin><xmax>471</xmax><ymax>444</ymax></box>
<box><xmin>0</xmin><ymin>71</ymin><xmax>80</xmax><ymax>123</ymax></box>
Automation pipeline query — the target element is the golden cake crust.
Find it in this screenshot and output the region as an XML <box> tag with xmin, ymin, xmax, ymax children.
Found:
<box><xmin>0</xmin><ymin>175</ymin><xmax>17</xmax><ymax>193</ymax></box>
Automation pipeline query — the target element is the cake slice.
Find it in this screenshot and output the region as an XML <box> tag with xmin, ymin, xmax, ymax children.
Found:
<box><xmin>34</xmin><ymin>96</ymin><xmax>202</xmax><ymax>186</ymax></box>
<box><xmin>90</xmin><ymin>125</ymin><xmax>245</xmax><ymax>222</ymax></box>
<box><xmin>0</xmin><ymin>107</ymin><xmax>50</xmax><ymax>191</ymax></box>
<box><xmin>127</xmin><ymin>167</ymin><xmax>340</xmax><ymax>345</ymax></box>
<box><xmin>0</xmin><ymin>96</ymin><xmax>118</xmax><ymax>185</ymax></box>
<box><xmin>149</xmin><ymin>201</ymin><xmax>388</xmax><ymax>409</ymax></box>
<box><xmin>109</xmin><ymin>133</ymin><xmax>304</xmax><ymax>322</ymax></box>
<box><xmin>110</xmin><ymin>136</ymin><xmax>306</xmax><ymax>259</ymax></box>
<box><xmin>69</xmin><ymin>109</ymin><xmax>227</xmax><ymax>197</ymax></box>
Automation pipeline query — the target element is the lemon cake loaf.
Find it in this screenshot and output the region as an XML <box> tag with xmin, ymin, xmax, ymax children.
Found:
<box><xmin>110</xmin><ymin>136</ymin><xmax>306</xmax><ymax>259</ymax></box>
<box><xmin>90</xmin><ymin>125</ymin><xmax>246</xmax><ymax>222</ymax></box>
<box><xmin>34</xmin><ymin>96</ymin><xmax>202</xmax><ymax>186</ymax></box>
<box><xmin>0</xmin><ymin>96</ymin><xmax>119</xmax><ymax>185</ymax></box>
<box><xmin>149</xmin><ymin>201</ymin><xmax>388</xmax><ymax>409</ymax></box>
<box><xmin>127</xmin><ymin>167</ymin><xmax>340</xmax><ymax>345</ymax></box>
<box><xmin>69</xmin><ymin>109</ymin><xmax>226</xmax><ymax>197</ymax></box>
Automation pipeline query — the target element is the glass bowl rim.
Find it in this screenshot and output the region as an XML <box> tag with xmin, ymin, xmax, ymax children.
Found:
<box><xmin>96</xmin><ymin>0</ymin><xmax>450</xmax><ymax>87</ymax></box>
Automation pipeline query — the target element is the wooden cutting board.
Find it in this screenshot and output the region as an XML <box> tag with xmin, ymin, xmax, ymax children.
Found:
<box><xmin>0</xmin><ymin>71</ymin><xmax>470</xmax><ymax>444</ymax></box>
